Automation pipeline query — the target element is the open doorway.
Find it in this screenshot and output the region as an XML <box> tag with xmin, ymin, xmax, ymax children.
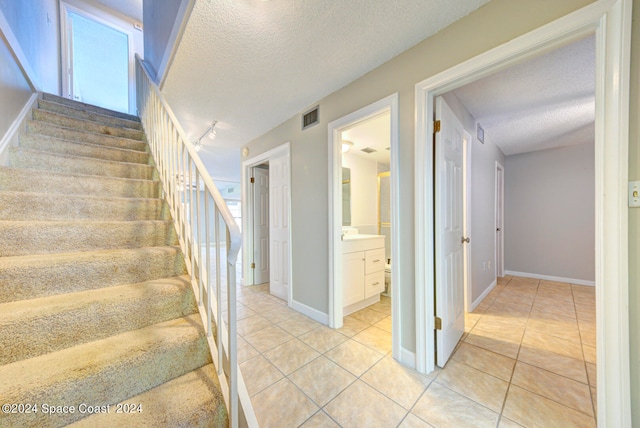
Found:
<box><xmin>60</xmin><ymin>1</ymin><xmax>138</xmax><ymax>114</ymax></box>
<box><xmin>414</xmin><ymin>0</ymin><xmax>631</xmax><ymax>423</ymax></box>
<box><xmin>241</xmin><ymin>143</ymin><xmax>292</xmax><ymax>305</ymax></box>
<box><xmin>328</xmin><ymin>93</ymin><xmax>401</xmax><ymax>359</ymax></box>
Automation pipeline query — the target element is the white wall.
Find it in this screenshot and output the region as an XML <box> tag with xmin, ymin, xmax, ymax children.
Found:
<box><xmin>342</xmin><ymin>152</ymin><xmax>378</xmax><ymax>234</ymax></box>
<box><xmin>0</xmin><ymin>0</ymin><xmax>59</xmax><ymax>94</ymax></box>
<box><xmin>242</xmin><ymin>0</ymin><xmax>598</xmax><ymax>355</ymax></box>
<box><xmin>504</xmin><ymin>143</ymin><xmax>595</xmax><ymax>282</ymax></box>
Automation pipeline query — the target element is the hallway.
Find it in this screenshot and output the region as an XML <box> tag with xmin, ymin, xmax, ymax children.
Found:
<box><xmin>236</xmin><ymin>276</ymin><xmax>596</xmax><ymax>427</ymax></box>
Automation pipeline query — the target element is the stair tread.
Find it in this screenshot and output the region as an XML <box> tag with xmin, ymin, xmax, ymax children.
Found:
<box><xmin>27</xmin><ymin>119</ymin><xmax>148</xmax><ymax>149</ymax></box>
<box><xmin>11</xmin><ymin>147</ymin><xmax>154</xmax><ymax>170</ymax></box>
<box><xmin>0</xmin><ymin>189</ymin><xmax>161</xmax><ymax>203</ymax></box>
<box><xmin>70</xmin><ymin>363</ymin><xmax>227</xmax><ymax>428</ymax></box>
<box><xmin>33</xmin><ymin>109</ymin><xmax>144</xmax><ymax>140</ymax></box>
<box><xmin>42</xmin><ymin>93</ymin><xmax>140</xmax><ymax>122</ymax></box>
<box><xmin>38</xmin><ymin>99</ymin><xmax>143</xmax><ymax>130</ymax></box>
<box><xmin>20</xmin><ymin>133</ymin><xmax>150</xmax><ymax>157</ymax></box>
<box><xmin>0</xmin><ymin>275</ymin><xmax>195</xmax><ymax>364</ymax></box>
<box><xmin>0</xmin><ymin>314</ymin><xmax>210</xmax><ymax>426</ymax></box>
<box><xmin>0</xmin><ymin>165</ymin><xmax>158</xmax><ymax>185</ymax></box>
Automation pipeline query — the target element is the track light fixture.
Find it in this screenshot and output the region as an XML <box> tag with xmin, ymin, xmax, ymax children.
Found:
<box><xmin>194</xmin><ymin>120</ymin><xmax>218</xmax><ymax>152</ymax></box>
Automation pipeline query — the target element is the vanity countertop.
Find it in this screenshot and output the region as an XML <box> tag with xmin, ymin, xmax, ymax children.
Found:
<box><xmin>342</xmin><ymin>234</ymin><xmax>385</xmax><ymax>253</ymax></box>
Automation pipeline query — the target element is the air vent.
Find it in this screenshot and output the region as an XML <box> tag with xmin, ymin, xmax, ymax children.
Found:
<box><xmin>361</xmin><ymin>147</ymin><xmax>377</xmax><ymax>154</ymax></box>
<box><xmin>302</xmin><ymin>106</ymin><xmax>319</xmax><ymax>130</ymax></box>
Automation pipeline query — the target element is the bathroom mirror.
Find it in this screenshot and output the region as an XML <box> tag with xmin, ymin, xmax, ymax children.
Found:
<box><xmin>342</xmin><ymin>167</ymin><xmax>351</xmax><ymax>226</ymax></box>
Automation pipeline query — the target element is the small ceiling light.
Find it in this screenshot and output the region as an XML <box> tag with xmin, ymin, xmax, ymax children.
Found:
<box><xmin>194</xmin><ymin>120</ymin><xmax>218</xmax><ymax>152</ymax></box>
<box><xmin>341</xmin><ymin>140</ymin><xmax>353</xmax><ymax>153</ymax></box>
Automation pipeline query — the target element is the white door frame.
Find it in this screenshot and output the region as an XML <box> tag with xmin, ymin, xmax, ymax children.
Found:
<box><xmin>59</xmin><ymin>0</ymin><xmax>137</xmax><ymax>114</ymax></box>
<box><xmin>463</xmin><ymin>131</ymin><xmax>473</xmax><ymax>313</ymax></box>
<box><xmin>242</xmin><ymin>142</ymin><xmax>293</xmax><ymax>306</ymax></box>
<box><xmin>414</xmin><ymin>0</ymin><xmax>631</xmax><ymax>425</ymax></box>
<box><xmin>495</xmin><ymin>161</ymin><xmax>505</xmax><ymax>278</ymax></box>
<box><xmin>328</xmin><ymin>94</ymin><xmax>400</xmax><ymax>358</ymax></box>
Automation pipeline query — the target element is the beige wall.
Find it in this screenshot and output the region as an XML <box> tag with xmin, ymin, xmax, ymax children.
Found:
<box><xmin>629</xmin><ymin>0</ymin><xmax>639</xmax><ymax>425</ymax></box>
<box><xmin>243</xmin><ymin>0</ymin><xmax>599</xmax><ymax>354</ymax></box>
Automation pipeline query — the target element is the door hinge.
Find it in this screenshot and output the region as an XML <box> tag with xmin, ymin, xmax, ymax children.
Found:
<box><xmin>250</xmin><ymin>177</ymin><xmax>255</xmax><ymax>184</ymax></box>
<box><xmin>251</xmin><ymin>262</ymin><xmax>255</xmax><ymax>269</ymax></box>
<box><xmin>435</xmin><ymin>316</ymin><xmax>442</xmax><ymax>330</ymax></box>
<box><xmin>434</xmin><ymin>120</ymin><xmax>441</xmax><ymax>133</ymax></box>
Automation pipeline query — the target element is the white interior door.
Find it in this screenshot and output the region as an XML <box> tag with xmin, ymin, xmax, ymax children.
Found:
<box><xmin>269</xmin><ymin>154</ymin><xmax>290</xmax><ymax>301</ymax></box>
<box><xmin>252</xmin><ymin>167</ymin><xmax>269</xmax><ymax>284</ymax></box>
<box><xmin>495</xmin><ymin>163</ymin><xmax>504</xmax><ymax>277</ymax></box>
<box><xmin>435</xmin><ymin>96</ymin><xmax>466</xmax><ymax>367</ymax></box>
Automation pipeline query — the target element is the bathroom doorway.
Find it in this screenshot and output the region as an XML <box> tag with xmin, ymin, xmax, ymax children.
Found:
<box><xmin>328</xmin><ymin>93</ymin><xmax>401</xmax><ymax>360</ymax></box>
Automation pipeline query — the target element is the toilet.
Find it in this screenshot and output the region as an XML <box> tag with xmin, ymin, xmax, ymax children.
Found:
<box><xmin>383</xmin><ymin>262</ymin><xmax>391</xmax><ymax>296</ymax></box>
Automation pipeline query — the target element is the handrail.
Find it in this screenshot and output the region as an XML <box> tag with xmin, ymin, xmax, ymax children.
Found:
<box><xmin>135</xmin><ymin>55</ymin><xmax>256</xmax><ymax>428</ymax></box>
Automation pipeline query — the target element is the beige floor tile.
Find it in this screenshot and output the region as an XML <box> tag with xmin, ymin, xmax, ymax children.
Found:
<box><xmin>502</xmin><ymin>385</ymin><xmax>596</xmax><ymax>428</ymax></box>
<box><xmin>511</xmin><ymin>362</ymin><xmax>593</xmax><ymax>416</ymax></box>
<box><xmin>586</xmin><ymin>362</ymin><xmax>596</xmax><ymax>387</ymax></box>
<box><xmin>521</xmin><ymin>330</ymin><xmax>584</xmax><ymax>361</ymax></box>
<box><xmin>518</xmin><ymin>341</ymin><xmax>587</xmax><ymax>384</ymax></box>
<box><xmin>435</xmin><ymin>359</ymin><xmax>509</xmax><ymax>412</ymax></box>
<box><xmin>539</xmin><ymin>280</ymin><xmax>573</xmax><ymax>292</ymax></box>
<box><xmin>237</xmin><ymin>336</ymin><xmax>260</xmax><ymax>364</ymax></box>
<box><xmin>300</xmin><ymin>410</ymin><xmax>340</xmax><ymax>427</ymax></box>
<box><xmin>464</xmin><ymin>327</ymin><xmax>521</xmax><ymax>359</ymax></box>
<box><xmin>485</xmin><ymin>300</ymin><xmax>531</xmax><ymax>317</ymax></box>
<box><xmin>465</xmin><ymin>312</ymin><xmax>481</xmax><ymax>332</ymax></box>
<box><xmin>374</xmin><ymin>315</ymin><xmax>392</xmax><ymax>333</ymax></box>
<box><xmin>591</xmin><ymin>387</ymin><xmax>597</xmax><ymax>417</ymax></box>
<box><xmin>243</xmin><ymin>325</ymin><xmax>294</xmax><ymax>353</ymax></box>
<box><xmin>361</xmin><ymin>356</ymin><xmax>431</xmax><ymax>410</ymax></box>
<box><xmin>412</xmin><ymin>382</ymin><xmax>499</xmax><ymax>428</ymax></box>
<box><xmin>352</xmin><ymin>326</ymin><xmax>392</xmax><ymax>354</ymax></box>
<box><xmin>579</xmin><ymin>324</ymin><xmax>596</xmax><ymax>347</ymax></box>
<box><xmin>263</xmin><ymin>338</ymin><xmax>320</xmax><ymax>375</ymax></box>
<box><xmin>278</xmin><ymin>316</ymin><xmax>320</xmax><ymax>337</ymax></box>
<box><xmin>508</xmin><ymin>277</ymin><xmax>539</xmax><ymax>287</ymax></box>
<box><xmin>369</xmin><ymin>301</ymin><xmax>392</xmax><ymax>316</ymax></box>
<box><xmin>299</xmin><ymin>326</ymin><xmax>348</xmax><ymax>353</ymax></box>
<box><xmin>398</xmin><ymin>413</ymin><xmax>433</xmax><ymax>428</ymax></box>
<box><xmin>251</xmin><ymin>378</ymin><xmax>319</xmax><ymax>428</ymax></box>
<box><xmin>527</xmin><ymin>315</ymin><xmax>581</xmax><ymax>343</ymax></box>
<box><xmin>237</xmin><ymin>314</ymin><xmax>272</xmax><ymax>336</ymax></box>
<box><xmin>236</xmin><ymin>303</ymin><xmax>257</xmax><ymax>320</ymax></box>
<box><xmin>325</xmin><ymin>380</ymin><xmax>407</xmax><ymax>428</ymax></box>
<box><xmin>239</xmin><ymin>354</ymin><xmax>284</xmax><ymax>396</ymax></box>
<box><xmin>531</xmin><ymin>300</ymin><xmax>576</xmax><ymax>319</ymax></box>
<box><xmin>498</xmin><ymin>417</ymin><xmax>525</xmax><ymax>427</ymax></box>
<box><xmin>290</xmin><ymin>356</ymin><xmax>356</xmax><ymax>406</ymax></box>
<box><xmin>583</xmin><ymin>344</ymin><xmax>596</xmax><ymax>364</ymax></box>
<box><xmin>261</xmin><ymin>306</ymin><xmax>299</xmax><ymax>324</ymax></box>
<box><xmin>325</xmin><ymin>339</ymin><xmax>384</xmax><ymax>376</ymax></box>
<box><xmin>475</xmin><ymin>313</ymin><xmax>527</xmax><ymax>331</ymax></box>
<box><xmin>338</xmin><ymin>316</ymin><xmax>370</xmax><ymax>337</ymax></box>
<box><xmin>451</xmin><ymin>342</ymin><xmax>515</xmax><ymax>381</ymax></box>
<box><xmin>350</xmin><ymin>307</ymin><xmax>389</xmax><ymax>324</ymax></box>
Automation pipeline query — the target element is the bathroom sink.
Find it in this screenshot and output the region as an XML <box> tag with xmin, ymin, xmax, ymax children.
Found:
<box><xmin>342</xmin><ymin>234</ymin><xmax>385</xmax><ymax>253</ymax></box>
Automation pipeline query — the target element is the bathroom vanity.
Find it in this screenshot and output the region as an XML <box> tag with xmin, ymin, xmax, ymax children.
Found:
<box><xmin>342</xmin><ymin>234</ymin><xmax>385</xmax><ymax>315</ymax></box>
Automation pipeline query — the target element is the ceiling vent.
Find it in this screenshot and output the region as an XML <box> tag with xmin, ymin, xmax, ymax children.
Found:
<box><xmin>361</xmin><ymin>147</ymin><xmax>377</xmax><ymax>154</ymax></box>
<box><xmin>302</xmin><ymin>106</ymin><xmax>319</xmax><ymax>130</ymax></box>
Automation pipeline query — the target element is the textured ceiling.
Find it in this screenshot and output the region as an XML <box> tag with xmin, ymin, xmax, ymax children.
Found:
<box><xmin>451</xmin><ymin>35</ymin><xmax>595</xmax><ymax>156</ymax></box>
<box><xmin>161</xmin><ymin>0</ymin><xmax>490</xmax><ymax>182</ymax></box>
<box><xmin>341</xmin><ymin>112</ymin><xmax>391</xmax><ymax>165</ymax></box>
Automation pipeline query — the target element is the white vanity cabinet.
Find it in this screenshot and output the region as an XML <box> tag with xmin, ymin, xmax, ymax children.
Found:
<box><xmin>342</xmin><ymin>235</ymin><xmax>385</xmax><ymax>315</ymax></box>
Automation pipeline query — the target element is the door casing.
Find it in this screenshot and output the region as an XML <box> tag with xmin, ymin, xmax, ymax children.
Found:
<box><xmin>414</xmin><ymin>0</ymin><xmax>632</xmax><ymax>425</ymax></box>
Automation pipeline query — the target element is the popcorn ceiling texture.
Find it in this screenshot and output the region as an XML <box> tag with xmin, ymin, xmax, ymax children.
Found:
<box><xmin>0</xmin><ymin>93</ymin><xmax>227</xmax><ymax>426</ymax></box>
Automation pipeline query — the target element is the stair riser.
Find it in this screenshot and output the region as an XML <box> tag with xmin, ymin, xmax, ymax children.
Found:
<box><xmin>27</xmin><ymin>120</ymin><xmax>147</xmax><ymax>152</ymax></box>
<box><xmin>0</xmin><ymin>168</ymin><xmax>159</xmax><ymax>199</ymax></box>
<box><xmin>0</xmin><ymin>192</ymin><xmax>169</xmax><ymax>222</ymax></box>
<box><xmin>0</xmin><ymin>277</ymin><xmax>197</xmax><ymax>365</ymax></box>
<box><xmin>10</xmin><ymin>148</ymin><xmax>155</xmax><ymax>180</ymax></box>
<box><xmin>0</xmin><ymin>221</ymin><xmax>178</xmax><ymax>256</ymax></box>
<box><xmin>0</xmin><ymin>316</ymin><xmax>210</xmax><ymax>428</ymax></box>
<box><xmin>42</xmin><ymin>93</ymin><xmax>139</xmax><ymax>122</ymax></box>
<box><xmin>0</xmin><ymin>247</ymin><xmax>187</xmax><ymax>303</ymax></box>
<box><xmin>19</xmin><ymin>134</ymin><xmax>150</xmax><ymax>165</ymax></box>
<box><xmin>33</xmin><ymin>109</ymin><xmax>144</xmax><ymax>141</ymax></box>
<box><xmin>38</xmin><ymin>99</ymin><xmax>143</xmax><ymax>130</ymax></box>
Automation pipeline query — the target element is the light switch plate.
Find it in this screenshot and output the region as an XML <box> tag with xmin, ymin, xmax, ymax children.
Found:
<box><xmin>630</xmin><ymin>181</ymin><xmax>640</xmax><ymax>207</ymax></box>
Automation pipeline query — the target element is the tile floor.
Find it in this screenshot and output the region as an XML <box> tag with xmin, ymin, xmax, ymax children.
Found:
<box><xmin>235</xmin><ymin>276</ymin><xmax>596</xmax><ymax>427</ymax></box>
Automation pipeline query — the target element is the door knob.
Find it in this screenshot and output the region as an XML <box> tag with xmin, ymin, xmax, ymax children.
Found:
<box><xmin>496</xmin><ymin>228</ymin><xmax>501</xmax><ymax>231</ymax></box>
<box><xmin>461</xmin><ymin>237</ymin><xmax>470</xmax><ymax>243</ymax></box>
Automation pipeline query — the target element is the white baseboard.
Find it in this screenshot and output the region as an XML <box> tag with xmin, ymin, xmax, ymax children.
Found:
<box><xmin>399</xmin><ymin>347</ymin><xmax>416</xmax><ymax>369</ymax></box>
<box><xmin>0</xmin><ymin>92</ymin><xmax>38</xmax><ymax>166</ymax></box>
<box><xmin>292</xmin><ymin>299</ymin><xmax>329</xmax><ymax>325</ymax></box>
<box><xmin>504</xmin><ymin>270</ymin><xmax>595</xmax><ymax>287</ymax></box>
<box><xmin>470</xmin><ymin>279</ymin><xmax>497</xmax><ymax>312</ymax></box>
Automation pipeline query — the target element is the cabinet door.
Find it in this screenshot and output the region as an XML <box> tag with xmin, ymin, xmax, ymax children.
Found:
<box><xmin>343</xmin><ymin>251</ymin><xmax>365</xmax><ymax>307</ymax></box>
<box><xmin>364</xmin><ymin>271</ymin><xmax>385</xmax><ymax>299</ymax></box>
<box><xmin>365</xmin><ymin>248</ymin><xmax>385</xmax><ymax>274</ymax></box>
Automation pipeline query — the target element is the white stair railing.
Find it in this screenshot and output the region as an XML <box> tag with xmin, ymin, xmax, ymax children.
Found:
<box><xmin>135</xmin><ymin>55</ymin><xmax>257</xmax><ymax>428</ymax></box>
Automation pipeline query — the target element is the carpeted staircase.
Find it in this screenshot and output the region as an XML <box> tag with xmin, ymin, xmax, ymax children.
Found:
<box><xmin>0</xmin><ymin>94</ymin><xmax>227</xmax><ymax>427</ymax></box>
